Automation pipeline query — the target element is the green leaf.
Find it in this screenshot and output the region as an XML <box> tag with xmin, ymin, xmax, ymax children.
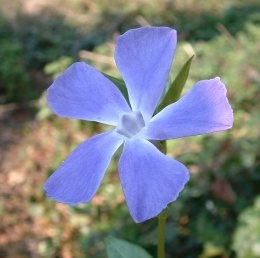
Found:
<box><xmin>102</xmin><ymin>72</ymin><xmax>129</xmax><ymax>103</ymax></box>
<box><xmin>105</xmin><ymin>237</ymin><xmax>153</xmax><ymax>258</ymax></box>
<box><xmin>157</xmin><ymin>55</ymin><xmax>194</xmax><ymax>112</ymax></box>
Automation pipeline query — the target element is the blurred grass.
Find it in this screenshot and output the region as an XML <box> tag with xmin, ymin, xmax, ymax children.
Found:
<box><xmin>0</xmin><ymin>0</ymin><xmax>259</xmax><ymax>257</ymax></box>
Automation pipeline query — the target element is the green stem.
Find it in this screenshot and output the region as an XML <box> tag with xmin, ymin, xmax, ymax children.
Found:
<box><xmin>158</xmin><ymin>209</ymin><xmax>167</xmax><ymax>258</ymax></box>
<box><xmin>157</xmin><ymin>140</ymin><xmax>167</xmax><ymax>258</ymax></box>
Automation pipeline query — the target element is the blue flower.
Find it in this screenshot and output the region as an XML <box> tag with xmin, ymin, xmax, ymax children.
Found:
<box><xmin>44</xmin><ymin>27</ymin><xmax>233</xmax><ymax>223</ymax></box>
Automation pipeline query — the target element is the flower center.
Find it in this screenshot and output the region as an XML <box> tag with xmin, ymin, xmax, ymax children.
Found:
<box><xmin>116</xmin><ymin>111</ymin><xmax>145</xmax><ymax>138</ymax></box>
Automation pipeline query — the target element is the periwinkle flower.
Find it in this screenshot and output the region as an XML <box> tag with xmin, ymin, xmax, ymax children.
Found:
<box><xmin>44</xmin><ymin>27</ymin><xmax>233</xmax><ymax>223</ymax></box>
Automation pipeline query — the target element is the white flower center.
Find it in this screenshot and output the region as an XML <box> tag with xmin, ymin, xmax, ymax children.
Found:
<box><xmin>116</xmin><ymin>111</ymin><xmax>145</xmax><ymax>138</ymax></box>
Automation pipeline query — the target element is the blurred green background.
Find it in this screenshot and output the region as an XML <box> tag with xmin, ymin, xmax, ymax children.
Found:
<box><xmin>0</xmin><ymin>0</ymin><xmax>259</xmax><ymax>257</ymax></box>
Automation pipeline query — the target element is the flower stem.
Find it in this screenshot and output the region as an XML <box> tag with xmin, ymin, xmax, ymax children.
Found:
<box><xmin>157</xmin><ymin>140</ymin><xmax>167</xmax><ymax>258</ymax></box>
<box><xmin>158</xmin><ymin>209</ymin><xmax>167</xmax><ymax>258</ymax></box>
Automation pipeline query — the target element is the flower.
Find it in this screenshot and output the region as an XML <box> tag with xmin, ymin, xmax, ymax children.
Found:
<box><xmin>44</xmin><ymin>27</ymin><xmax>233</xmax><ymax>223</ymax></box>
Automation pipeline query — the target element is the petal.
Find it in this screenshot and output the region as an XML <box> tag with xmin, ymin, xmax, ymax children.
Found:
<box><xmin>118</xmin><ymin>139</ymin><xmax>189</xmax><ymax>223</ymax></box>
<box><xmin>44</xmin><ymin>131</ymin><xmax>123</xmax><ymax>205</ymax></box>
<box><xmin>143</xmin><ymin>77</ymin><xmax>233</xmax><ymax>140</ymax></box>
<box><xmin>115</xmin><ymin>27</ymin><xmax>177</xmax><ymax>121</ymax></box>
<box><xmin>47</xmin><ymin>62</ymin><xmax>131</xmax><ymax>125</ymax></box>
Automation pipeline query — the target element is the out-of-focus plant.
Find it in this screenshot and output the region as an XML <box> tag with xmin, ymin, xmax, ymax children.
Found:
<box><xmin>0</xmin><ymin>17</ymin><xmax>32</xmax><ymax>103</ymax></box>
<box><xmin>233</xmin><ymin>196</ymin><xmax>260</xmax><ymax>258</ymax></box>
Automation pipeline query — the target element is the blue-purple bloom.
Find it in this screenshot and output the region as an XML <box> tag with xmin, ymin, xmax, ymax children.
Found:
<box><xmin>44</xmin><ymin>27</ymin><xmax>233</xmax><ymax>223</ymax></box>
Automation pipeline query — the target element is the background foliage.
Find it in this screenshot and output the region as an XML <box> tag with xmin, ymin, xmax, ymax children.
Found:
<box><xmin>0</xmin><ymin>0</ymin><xmax>259</xmax><ymax>257</ymax></box>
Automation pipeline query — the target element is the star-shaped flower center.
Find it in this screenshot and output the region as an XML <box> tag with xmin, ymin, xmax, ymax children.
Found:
<box><xmin>116</xmin><ymin>111</ymin><xmax>145</xmax><ymax>139</ymax></box>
